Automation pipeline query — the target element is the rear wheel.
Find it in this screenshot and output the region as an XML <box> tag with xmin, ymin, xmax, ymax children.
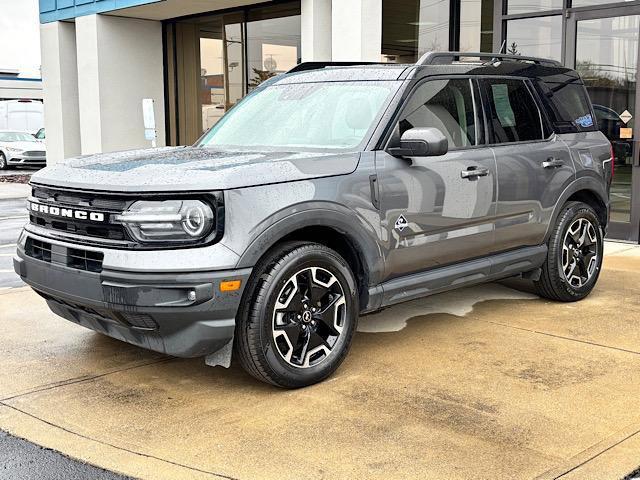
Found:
<box><xmin>235</xmin><ymin>242</ymin><xmax>358</xmax><ymax>388</ymax></box>
<box><xmin>534</xmin><ymin>201</ymin><xmax>603</xmax><ymax>302</ymax></box>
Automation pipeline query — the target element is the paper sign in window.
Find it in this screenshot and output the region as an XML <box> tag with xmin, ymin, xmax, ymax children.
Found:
<box><xmin>491</xmin><ymin>84</ymin><xmax>515</xmax><ymax>128</ymax></box>
<box><xmin>620</xmin><ymin>128</ymin><xmax>633</xmax><ymax>139</ymax></box>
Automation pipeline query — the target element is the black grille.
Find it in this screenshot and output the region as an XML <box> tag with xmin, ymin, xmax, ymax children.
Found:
<box><xmin>67</xmin><ymin>247</ymin><xmax>104</xmax><ymax>273</ymax></box>
<box><xmin>25</xmin><ymin>238</ymin><xmax>52</xmax><ymax>262</ymax></box>
<box><xmin>23</xmin><ymin>151</ymin><xmax>46</xmax><ymax>157</ymax></box>
<box><xmin>25</xmin><ymin>237</ymin><xmax>104</xmax><ymax>273</ymax></box>
<box><xmin>30</xmin><ymin>186</ymin><xmax>130</xmax><ymax>244</ymax></box>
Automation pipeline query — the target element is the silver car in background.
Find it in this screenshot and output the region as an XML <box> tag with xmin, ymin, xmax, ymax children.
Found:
<box><xmin>0</xmin><ymin>130</ymin><xmax>47</xmax><ymax>169</ymax></box>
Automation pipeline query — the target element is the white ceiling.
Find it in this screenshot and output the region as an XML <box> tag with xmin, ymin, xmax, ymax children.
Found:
<box><xmin>108</xmin><ymin>0</ymin><xmax>269</xmax><ymax>21</ymax></box>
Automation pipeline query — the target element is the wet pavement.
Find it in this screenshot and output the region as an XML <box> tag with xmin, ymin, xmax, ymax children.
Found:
<box><xmin>1</xmin><ymin>243</ymin><xmax>639</xmax><ymax>479</ymax></box>
<box><xmin>0</xmin><ymin>430</ymin><xmax>129</xmax><ymax>480</ymax></box>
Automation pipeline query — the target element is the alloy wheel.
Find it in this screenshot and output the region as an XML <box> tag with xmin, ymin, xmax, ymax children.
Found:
<box><xmin>272</xmin><ymin>267</ymin><xmax>347</xmax><ymax>368</ymax></box>
<box><xmin>561</xmin><ymin>218</ymin><xmax>598</xmax><ymax>288</ymax></box>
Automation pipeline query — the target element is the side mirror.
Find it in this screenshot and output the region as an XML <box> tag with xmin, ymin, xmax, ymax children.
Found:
<box><xmin>387</xmin><ymin>127</ymin><xmax>448</xmax><ymax>157</ymax></box>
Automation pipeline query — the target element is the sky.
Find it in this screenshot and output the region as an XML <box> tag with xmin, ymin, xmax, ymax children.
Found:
<box><xmin>0</xmin><ymin>0</ymin><xmax>41</xmax><ymax>77</ymax></box>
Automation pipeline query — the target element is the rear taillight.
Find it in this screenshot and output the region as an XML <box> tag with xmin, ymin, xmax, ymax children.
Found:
<box><xmin>610</xmin><ymin>144</ymin><xmax>615</xmax><ymax>179</ymax></box>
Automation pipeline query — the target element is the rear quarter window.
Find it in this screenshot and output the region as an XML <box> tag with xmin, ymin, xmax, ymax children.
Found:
<box><xmin>535</xmin><ymin>76</ymin><xmax>596</xmax><ymax>134</ymax></box>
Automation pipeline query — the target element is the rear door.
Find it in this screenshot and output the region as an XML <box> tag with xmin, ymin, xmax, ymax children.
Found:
<box><xmin>376</xmin><ymin>77</ymin><xmax>498</xmax><ymax>280</ymax></box>
<box><xmin>481</xmin><ymin>77</ymin><xmax>575</xmax><ymax>251</ymax></box>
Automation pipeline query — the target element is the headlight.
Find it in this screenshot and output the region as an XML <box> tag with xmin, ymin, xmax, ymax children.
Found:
<box><xmin>115</xmin><ymin>200</ymin><xmax>215</xmax><ymax>244</ymax></box>
<box><xmin>6</xmin><ymin>147</ymin><xmax>23</xmax><ymax>154</ymax></box>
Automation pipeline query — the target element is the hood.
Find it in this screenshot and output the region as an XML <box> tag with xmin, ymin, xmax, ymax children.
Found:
<box><xmin>3</xmin><ymin>141</ymin><xmax>44</xmax><ymax>151</ymax></box>
<box><xmin>31</xmin><ymin>146</ymin><xmax>360</xmax><ymax>192</ymax></box>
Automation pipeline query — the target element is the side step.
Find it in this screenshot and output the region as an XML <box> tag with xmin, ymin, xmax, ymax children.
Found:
<box><xmin>364</xmin><ymin>245</ymin><xmax>547</xmax><ymax>312</ymax></box>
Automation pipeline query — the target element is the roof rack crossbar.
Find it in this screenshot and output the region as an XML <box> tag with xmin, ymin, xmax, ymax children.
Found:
<box><xmin>287</xmin><ymin>61</ymin><xmax>388</xmax><ymax>74</ymax></box>
<box><xmin>416</xmin><ymin>51</ymin><xmax>562</xmax><ymax>67</ymax></box>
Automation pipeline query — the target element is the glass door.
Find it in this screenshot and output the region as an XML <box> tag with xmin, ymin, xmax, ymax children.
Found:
<box><xmin>566</xmin><ymin>6</ymin><xmax>640</xmax><ymax>241</ymax></box>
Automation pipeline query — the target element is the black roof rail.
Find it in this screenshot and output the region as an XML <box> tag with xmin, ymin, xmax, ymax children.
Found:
<box><xmin>287</xmin><ymin>61</ymin><xmax>389</xmax><ymax>73</ymax></box>
<box><xmin>416</xmin><ymin>51</ymin><xmax>562</xmax><ymax>67</ymax></box>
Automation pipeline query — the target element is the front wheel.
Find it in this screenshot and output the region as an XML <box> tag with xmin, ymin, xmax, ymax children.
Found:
<box><xmin>235</xmin><ymin>242</ymin><xmax>359</xmax><ymax>388</ymax></box>
<box><xmin>0</xmin><ymin>152</ymin><xmax>7</xmax><ymax>170</ymax></box>
<box><xmin>534</xmin><ymin>201</ymin><xmax>604</xmax><ymax>302</ymax></box>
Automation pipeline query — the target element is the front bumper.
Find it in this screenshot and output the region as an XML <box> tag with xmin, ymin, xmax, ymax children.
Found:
<box><xmin>8</xmin><ymin>153</ymin><xmax>46</xmax><ymax>166</ymax></box>
<box><xmin>14</xmin><ymin>238</ymin><xmax>251</xmax><ymax>358</ymax></box>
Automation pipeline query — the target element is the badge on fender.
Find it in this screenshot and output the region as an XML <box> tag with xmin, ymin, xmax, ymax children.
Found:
<box><xmin>395</xmin><ymin>215</ymin><xmax>408</xmax><ymax>232</ymax></box>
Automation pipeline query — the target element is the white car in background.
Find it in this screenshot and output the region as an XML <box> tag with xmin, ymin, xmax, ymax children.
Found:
<box><xmin>0</xmin><ymin>130</ymin><xmax>47</xmax><ymax>170</ymax></box>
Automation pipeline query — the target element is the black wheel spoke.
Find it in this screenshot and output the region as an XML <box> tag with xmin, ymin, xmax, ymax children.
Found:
<box><xmin>316</xmin><ymin>295</ymin><xmax>343</xmax><ymax>336</ymax></box>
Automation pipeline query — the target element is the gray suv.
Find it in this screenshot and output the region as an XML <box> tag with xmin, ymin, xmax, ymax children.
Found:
<box><xmin>14</xmin><ymin>52</ymin><xmax>612</xmax><ymax>388</ymax></box>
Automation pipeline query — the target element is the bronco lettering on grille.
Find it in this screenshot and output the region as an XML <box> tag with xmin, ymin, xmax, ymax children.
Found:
<box><xmin>30</xmin><ymin>202</ymin><xmax>106</xmax><ymax>222</ymax></box>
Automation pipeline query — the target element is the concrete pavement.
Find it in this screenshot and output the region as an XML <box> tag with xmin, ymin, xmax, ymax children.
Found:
<box><xmin>1</xmin><ymin>246</ymin><xmax>640</xmax><ymax>479</ymax></box>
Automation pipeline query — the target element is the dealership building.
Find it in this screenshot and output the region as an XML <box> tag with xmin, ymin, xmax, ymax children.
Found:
<box><xmin>39</xmin><ymin>0</ymin><xmax>639</xmax><ymax>241</ymax></box>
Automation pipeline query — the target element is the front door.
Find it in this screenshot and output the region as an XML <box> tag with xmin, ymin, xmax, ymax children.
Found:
<box><xmin>566</xmin><ymin>6</ymin><xmax>640</xmax><ymax>241</ymax></box>
<box><xmin>376</xmin><ymin>77</ymin><xmax>498</xmax><ymax>281</ymax></box>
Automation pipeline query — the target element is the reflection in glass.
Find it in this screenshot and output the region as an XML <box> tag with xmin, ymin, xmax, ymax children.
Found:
<box><xmin>576</xmin><ymin>15</ymin><xmax>639</xmax><ymax>224</ymax></box>
<box><xmin>196</xmin><ymin>3</ymin><xmax>301</xmax><ymax>133</ymax></box>
<box><xmin>247</xmin><ymin>4</ymin><xmax>301</xmax><ymax>91</ymax></box>
<box><xmin>507</xmin><ymin>0</ymin><xmax>562</xmax><ymax>15</ymax></box>
<box><xmin>505</xmin><ymin>16</ymin><xmax>562</xmax><ymax>61</ymax></box>
<box><xmin>381</xmin><ymin>0</ymin><xmax>450</xmax><ymax>62</ymax></box>
<box><xmin>459</xmin><ymin>0</ymin><xmax>494</xmax><ymax>52</ymax></box>
<box><xmin>572</xmin><ymin>0</ymin><xmax>624</xmax><ymax>6</ymax></box>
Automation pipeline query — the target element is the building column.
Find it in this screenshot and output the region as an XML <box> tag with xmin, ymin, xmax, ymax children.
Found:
<box><xmin>301</xmin><ymin>0</ymin><xmax>332</xmax><ymax>62</ymax></box>
<box><xmin>75</xmin><ymin>14</ymin><xmax>166</xmax><ymax>155</ymax></box>
<box><xmin>331</xmin><ymin>0</ymin><xmax>381</xmax><ymax>61</ymax></box>
<box><xmin>40</xmin><ymin>21</ymin><xmax>81</xmax><ymax>163</ymax></box>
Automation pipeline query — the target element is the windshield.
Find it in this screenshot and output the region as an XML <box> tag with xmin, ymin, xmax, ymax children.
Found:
<box><xmin>198</xmin><ymin>81</ymin><xmax>396</xmax><ymax>150</ymax></box>
<box><xmin>0</xmin><ymin>132</ymin><xmax>36</xmax><ymax>142</ymax></box>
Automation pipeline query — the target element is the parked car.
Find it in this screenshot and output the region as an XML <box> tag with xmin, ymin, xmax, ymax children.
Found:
<box><xmin>14</xmin><ymin>52</ymin><xmax>612</xmax><ymax>388</ymax></box>
<box><xmin>0</xmin><ymin>130</ymin><xmax>47</xmax><ymax>169</ymax></box>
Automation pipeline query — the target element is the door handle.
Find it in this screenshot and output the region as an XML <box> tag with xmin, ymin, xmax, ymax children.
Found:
<box><xmin>461</xmin><ymin>166</ymin><xmax>489</xmax><ymax>179</ymax></box>
<box><xmin>542</xmin><ymin>158</ymin><xmax>564</xmax><ymax>169</ymax></box>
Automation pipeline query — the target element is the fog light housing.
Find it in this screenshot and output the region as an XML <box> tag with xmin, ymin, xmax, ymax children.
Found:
<box><xmin>115</xmin><ymin>200</ymin><xmax>214</xmax><ymax>244</ymax></box>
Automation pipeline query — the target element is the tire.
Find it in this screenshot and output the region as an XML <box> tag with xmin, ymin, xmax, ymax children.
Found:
<box><xmin>0</xmin><ymin>152</ymin><xmax>7</xmax><ymax>170</ymax></box>
<box><xmin>534</xmin><ymin>201</ymin><xmax>604</xmax><ymax>302</ymax></box>
<box><xmin>235</xmin><ymin>242</ymin><xmax>359</xmax><ymax>388</ymax></box>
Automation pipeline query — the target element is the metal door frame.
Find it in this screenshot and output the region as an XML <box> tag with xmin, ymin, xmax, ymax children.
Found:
<box><xmin>565</xmin><ymin>4</ymin><xmax>640</xmax><ymax>242</ymax></box>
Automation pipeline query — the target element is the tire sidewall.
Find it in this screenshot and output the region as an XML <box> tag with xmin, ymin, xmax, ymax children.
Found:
<box><xmin>254</xmin><ymin>246</ymin><xmax>358</xmax><ymax>387</ymax></box>
<box><xmin>0</xmin><ymin>152</ymin><xmax>7</xmax><ymax>170</ymax></box>
<box><xmin>552</xmin><ymin>204</ymin><xmax>604</xmax><ymax>299</ymax></box>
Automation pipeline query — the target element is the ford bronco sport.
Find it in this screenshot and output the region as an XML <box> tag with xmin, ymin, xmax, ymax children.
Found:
<box><xmin>14</xmin><ymin>52</ymin><xmax>612</xmax><ymax>388</ymax></box>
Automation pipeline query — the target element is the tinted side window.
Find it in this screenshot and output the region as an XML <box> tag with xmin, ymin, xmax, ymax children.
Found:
<box><xmin>399</xmin><ymin>79</ymin><xmax>477</xmax><ymax>148</ymax></box>
<box><xmin>483</xmin><ymin>78</ymin><xmax>544</xmax><ymax>144</ymax></box>
<box><xmin>535</xmin><ymin>75</ymin><xmax>596</xmax><ymax>133</ymax></box>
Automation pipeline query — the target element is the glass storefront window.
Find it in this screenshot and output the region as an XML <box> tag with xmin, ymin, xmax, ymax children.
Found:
<box><xmin>382</xmin><ymin>0</ymin><xmax>494</xmax><ymax>61</ymax></box>
<box><xmin>174</xmin><ymin>1</ymin><xmax>301</xmax><ymax>138</ymax></box>
<box><xmin>382</xmin><ymin>0</ymin><xmax>450</xmax><ymax>62</ymax></box>
<box><xmin>507</xmin><ymin>0</ymin><xmax>562</xmax><ymax>15</ymax></box>
<box><xmin>247</xmin><ymin>3</ymin><xmax>301</xmax><ymax>91</ymax></box>
<box><xmin>576</xmin><ymin>15</ymin><xmax>639</xmax><ymax>225</ymax></box>
<box><xmin>505</xmin><ymin>15</ymin><xmax>562</xmax><ymax>61</ymax></box>
<box><xmin>460</xmin><ymin>0</ymin><xmax>494</xmax><ymax>52</ymax></box>
<box><xmin>572</xmin><ymin>0</ymin><xmax>624</xmax><ymax>6</ymax></box>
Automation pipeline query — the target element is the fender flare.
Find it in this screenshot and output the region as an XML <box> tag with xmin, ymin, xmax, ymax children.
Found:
<box><xmin>235</xmin><ymin>205</ymin><xmax>385</xmax><ymax>286</ymax></box>
<box><xmin>544</xmin><ymin>176</ymin><xmax>610</xmax><ymax>241</ymax></box>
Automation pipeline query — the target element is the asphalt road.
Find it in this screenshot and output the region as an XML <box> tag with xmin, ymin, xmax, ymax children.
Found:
<box><xmin>0</xmin><ymin>431</ymin><xmax>130</xmax><ymax>480</ymax></box>
<box><xmin>0</xmin><ymin>197</ymin><xmax>27</xmax><ymax>289</ymax></box>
